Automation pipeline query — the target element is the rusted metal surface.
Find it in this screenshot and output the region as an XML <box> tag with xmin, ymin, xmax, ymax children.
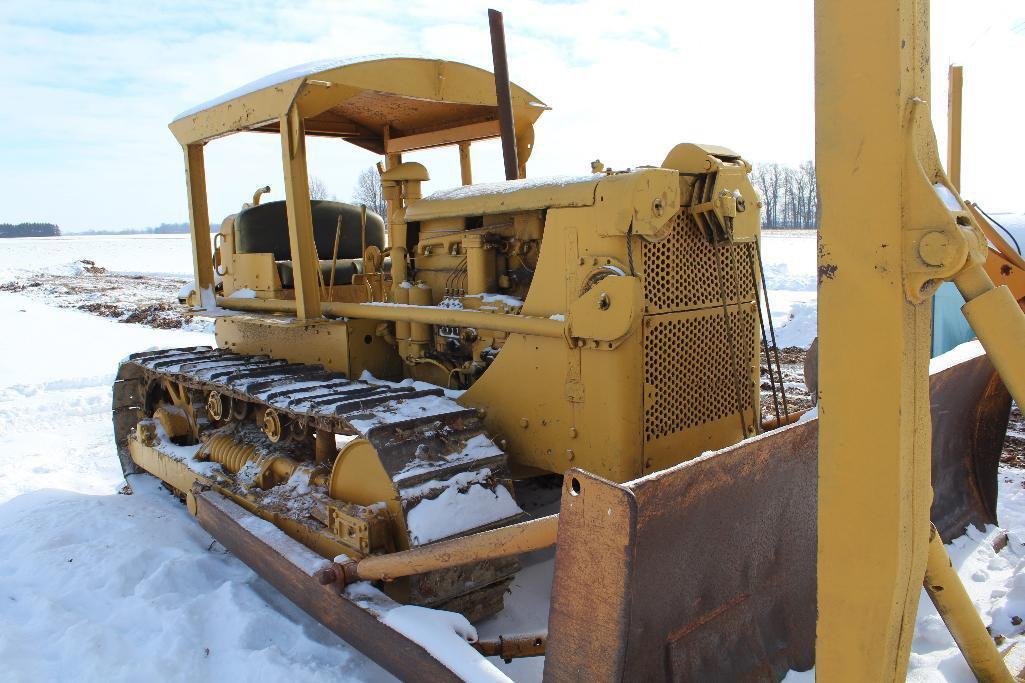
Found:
<box><xmin>473</xmin><ymin>631</ymin><xmax>547</xmax><ymax>661</ymax></box>
<box><xmin>544</xmin><ymin>352</ymin><xmax>1008</xmax><ymax>681</ymax></box>
<box><xmin>193</xmin><ymin>490</ymin><xmax>463</xmax><ymax>682</ymax></box>
<box><xmin>929</xmin><ymin>353</ymin><xmax>1010</xmax><ymax>539</ymax></box>
<box><xmin>546</xmin><ymin>421</ymin><xmax>817</xmax><ymax>682</ymax></box>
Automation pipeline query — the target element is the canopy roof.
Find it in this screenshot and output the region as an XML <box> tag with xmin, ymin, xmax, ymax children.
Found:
<box><xmin>169</xmin><ymin>56</ymin><xmax>549</xmax><ymax>154</ymax></box>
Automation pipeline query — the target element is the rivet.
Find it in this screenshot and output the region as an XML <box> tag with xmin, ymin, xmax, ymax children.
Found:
<box><xmin>519</xmin><ymin>418</ymin><xmax>529</xmax><ymax>428</ymax></box>
<box><xmin>568</xmin><ymin>427</ymin><xmax>577</xmax><ymax>438</ymax></box>
<box><xmin>567</xmin><ymin>449</ymin><xmax>575</xmax><ymax>461</ymax></box>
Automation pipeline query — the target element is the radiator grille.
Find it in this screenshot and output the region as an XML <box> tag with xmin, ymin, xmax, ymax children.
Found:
<box><xmin>641</xmin><ymin>210</ymin><xmax>756</xmax><ymax>314</ymax></box>
<box><xmin>643</xmin><ymin>306</ymin><xmax>758</xmax><ymax>442</ymax></box>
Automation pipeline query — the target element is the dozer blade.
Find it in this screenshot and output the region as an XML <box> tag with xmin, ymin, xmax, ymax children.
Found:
<box><xmin>191</xmin><ymin>489</ymin><xmax>467</xmax><ymax>682</ymax></box>
<box><xmin>929</xmin><ymin>350</ymin><xmax>1011</xmax><ymax>539</ymax></box>
<box><xmin>544</xmin><ymin>351</ymin><xmax>1009</xmax><ymax>681</ymax></box>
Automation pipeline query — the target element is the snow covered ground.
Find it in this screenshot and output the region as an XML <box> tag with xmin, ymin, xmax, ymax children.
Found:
<box><xmin>759</xmin><ymin>229</ymin><xmax>818</xmax><ymax>349</ymax></box>
<box><xmin>1</xmin><ymin>231</ymin><xmax>1019</xmax><ymax>682</ymax></box>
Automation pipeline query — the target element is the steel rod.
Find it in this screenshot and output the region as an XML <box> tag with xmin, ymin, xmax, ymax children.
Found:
<box><xmin>473</xmin><ymin>632</ymin><xmax>547</xmax><ymax>661</ymax></box>
<box><xmin>216</xmin><ymin>296</ymin><xmax>567</xmax><ymax>339</ymax></box>
<box><xmin>923</xmin><ymin>524</ymin><xmax>1013</xmax><ymax>682</ymax></box>
<box><xmin>319</xmin><ymin>514</ymin><xmax>559</xmax><ymax>585</ymax></box>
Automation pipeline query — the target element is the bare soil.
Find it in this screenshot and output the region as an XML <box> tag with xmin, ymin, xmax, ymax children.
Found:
<box><xmin>0</xmin><ymin>260</ymin><xmax>201</xmax><ymax>330</ymax></box>
<box><xmin>759</xmin><ymin>345</ymin><xmax>814</xmax><ymax>421</ymax></box>
<box><xmin>1000</xmin><ymin>403</ymin><xmax>1025</xmax><ymax>468</ymax></box>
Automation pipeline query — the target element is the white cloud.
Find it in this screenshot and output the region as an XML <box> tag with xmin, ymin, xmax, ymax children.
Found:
<box><xmin>0</xmin><ymin>0</ymin><xmax>1020</xmax><ymax>231</ymax></box>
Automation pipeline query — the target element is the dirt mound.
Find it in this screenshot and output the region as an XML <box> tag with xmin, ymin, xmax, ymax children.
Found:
<box><xmin>0</xmin><ymin>262</ymin><xmax>205</xmax><ymax>331</ymax></box>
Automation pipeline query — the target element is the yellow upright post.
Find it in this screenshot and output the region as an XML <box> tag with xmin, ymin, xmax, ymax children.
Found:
<box><xmin>279</xmin><ymin>106</ymin><xmax>321</xmax><ymax>320</ymax></box>
<box><xmin>458</xmin><ymin>141</ymin><xmax>473</xmax><ymax>185</ymax></box>
<box><xmin>183</xmin><ymin>143</ymin><xmax>215</xmax><ymax>307</ymax></box>
<box><xmin>815</xmin><ymin>0</ymin><xmax>934</xmax><ymax>678</ymax></box>
<box><xmin>947</xmin><ymin>64</ymin><xmax>964</xmax><ymax>192</ymax></box>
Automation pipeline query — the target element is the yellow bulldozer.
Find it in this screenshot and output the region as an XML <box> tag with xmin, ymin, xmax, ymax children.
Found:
<box><xmin>112</xmin><ymin>4</ymin><xmax>1025</xmax><ymax>681</ymax></box>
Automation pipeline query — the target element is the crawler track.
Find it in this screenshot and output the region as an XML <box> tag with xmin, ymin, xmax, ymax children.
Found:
<box><xmin>112</xmin><ymin>346</ymin><xmax>524</xmax><ymax>620</ymax></box>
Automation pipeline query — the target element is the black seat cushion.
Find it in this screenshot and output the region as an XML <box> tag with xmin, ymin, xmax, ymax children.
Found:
<box><xmin>236</xmin><ymin>200</ymin><xmax>385</xmax><ymax>261</ymax></box>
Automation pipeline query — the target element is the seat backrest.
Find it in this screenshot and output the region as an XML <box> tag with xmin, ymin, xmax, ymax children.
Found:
<box><xmin>235</xmin><ymin>200</ymin><xmax>385</xmax><ymax>261</ymax></box>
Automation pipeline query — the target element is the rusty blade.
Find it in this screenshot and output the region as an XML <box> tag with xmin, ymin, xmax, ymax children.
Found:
<box><xmin>546</xmin><ymin>422</ymin><xmax>817</xmax><ymax>682</ymax></box>
<box><xmin>192</xmin><ymin>490</ymin><xmax>463</xmax><ymax>682</ymax></box>
<box><xmin>929</xmin><ymin>352</ymin><xmax>1011</xmax><ymax>539</ymax></box>
<box><xmin>544</xmin><ymin>351</ymin><xmax>1009</xmax><ymax>681</ymax></box>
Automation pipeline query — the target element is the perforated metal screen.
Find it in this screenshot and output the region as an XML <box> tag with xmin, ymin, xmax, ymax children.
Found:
<box><xmin>639</xmin><ymin>208</ymin><xmax>759</xmax><ymax>445</ymax></box>
<box><xmin>641</xmin><ymin>211</ymin><xmax>756</xmax><ymax>314</ymax></box>
<box><xmin>643</xmin><ymin>306</ymin><xmax>758</xmax><ymax>442</ymax></box>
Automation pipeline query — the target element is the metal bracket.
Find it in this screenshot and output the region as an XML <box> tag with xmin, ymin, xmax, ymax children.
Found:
<box><xmin>901</xmin><ymin>97</ymin><xmax>988</xmax><ymax>303</ymax></box>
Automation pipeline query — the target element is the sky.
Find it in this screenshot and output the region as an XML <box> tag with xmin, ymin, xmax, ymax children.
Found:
<box><xmin>0</xmin><ymin>0</ymin><xmax>1022</xmax><ymax>232</ymax></box>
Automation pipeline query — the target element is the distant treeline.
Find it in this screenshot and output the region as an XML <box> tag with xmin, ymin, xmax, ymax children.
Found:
<box><xmin>0</xmin><ymin>223</ymin><xmax>61</xmax><ymax>237</ymax></box>
<box><xmin>751</xmin><ymin>161</ymin><xmax>818</xmax><ymax>229</ymax></box>
<box><xmin>76</xmin><ymin>222</ymin><xmax>217</xmax><ymax>236</ymax></box>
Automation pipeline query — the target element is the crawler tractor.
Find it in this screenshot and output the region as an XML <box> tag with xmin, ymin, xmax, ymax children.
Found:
<box><xmin>113</xmin><ymin>9</ymin><xmax>1025</xmax><ymax>679</ymax></box>
<box><xmin>115</xmin><ymin>54</ymin><xmax>769</xmax><ymax>620</ymax></box>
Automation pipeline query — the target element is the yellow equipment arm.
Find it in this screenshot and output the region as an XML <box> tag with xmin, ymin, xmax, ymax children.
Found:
<box><xmin>816</xmin><ymin>0</ymin><xmax>1020</xmax><ymax>680</ymax></box>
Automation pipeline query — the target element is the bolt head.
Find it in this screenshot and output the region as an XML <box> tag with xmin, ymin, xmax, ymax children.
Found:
<box><xmin>919</xmin><ymin>231</ymin><xmax>951</xmax><ymax>267</ymax></box>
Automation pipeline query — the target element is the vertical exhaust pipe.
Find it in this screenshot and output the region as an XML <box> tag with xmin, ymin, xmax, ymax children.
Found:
<box><xmin>488</xmin><ymin>9</ymin><xmax>519</xmax><ymax>180</ymax></box>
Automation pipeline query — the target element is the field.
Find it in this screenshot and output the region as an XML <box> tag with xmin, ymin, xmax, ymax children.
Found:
<box><xmin>0</xmin><ymin>232</ymin><xmax>1022</xmax><ymax>681</ymax></box>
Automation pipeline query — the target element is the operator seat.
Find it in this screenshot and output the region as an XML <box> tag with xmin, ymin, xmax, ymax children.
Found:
<box><xmin>235</xmin><ymin>200</ymin><xmax>388</xmax><ymax>287</ymax></box>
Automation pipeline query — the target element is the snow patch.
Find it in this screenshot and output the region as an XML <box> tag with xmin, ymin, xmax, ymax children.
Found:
<box><xmin>346</xmin><ymin>393</ymin><xmax>465</xmax><ymax>434</ymax></box>
<box><xmin>226</xmin><ymin>288</ymin><xmax>257</xmax><ymax>299</ymax></box>
<box><xmin>464</xmin><ymin>292</ymin><xmax>525</xmax><ymax>308</ymax></box>
<box><xmin>772</xmin><ymin>300</ymin><xmax>817</xmax><ymax>349</ymax></box>
<box><xmin>395</xmin><ymin>433</ymin><xmax>504</xmax><ymax>483</ymax></box>
<box><xmin>406</xmin><ymin>482</ymin><xmax>521</xmax><ymax>545</ymax></box>
<box><xmin>359</xmin><ymin>368</ymin><xmax>464</xmax><ymax>400</ymax></box>
<box><xmin>401</xmin><ymin>468</ymin><xmax>494</xmax><ymax>501</ymax></box>
<box><xmin>930</xmin><ymin>339</ymin><xmax>986</xmax><ymax>374</ymax></box>
<box><xmin>381</xmin><ymin>606</ymin><xmax>511</xmax><ymax>683</ymax></box>
<box><xmin>236</xmin><ymin>511</ymin><xmax>331</xmax><ymax>577</ymax></box>
<box><xmin>174</xmin><ymin>54</ymin><xmax>433</xmax><ymax>120</ymax></box>
<box><xmin>422</xmin><ymin>175</ymin><xmax>598</xmax><ymax>202</ymax></box>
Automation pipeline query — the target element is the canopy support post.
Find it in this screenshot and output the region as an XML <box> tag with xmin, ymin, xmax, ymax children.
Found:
<box><xmin>280</xmin><ymin>106</ymin><xmax>322</xmax><ymax>320</ymax></box>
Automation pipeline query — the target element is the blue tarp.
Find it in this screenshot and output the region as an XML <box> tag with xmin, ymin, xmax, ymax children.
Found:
<box><xmin>932</xmin><ymin>282</ymin><xmax>973</xmax><ymax>357</ymax></box>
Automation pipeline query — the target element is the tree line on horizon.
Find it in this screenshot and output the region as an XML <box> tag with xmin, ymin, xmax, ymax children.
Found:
<box><xmin>0</xmin><ymin>223</ymin><xmax>61</xmax><ymax>238</ymax></box>
<box><xmin>74</xmin><ymin>222</ymin><xmax>217</xmax><ymax>236</ymax></box>
<box><xmin>750</xmin><ymin>161</ymin><xmax>818</xmax><ymax>229</ymax></box>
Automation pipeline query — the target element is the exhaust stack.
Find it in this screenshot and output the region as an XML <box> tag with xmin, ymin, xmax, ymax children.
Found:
<box><xmin>488</xmin><ymin>9</ymin><xmax>519</xmax><ymax>180</ymax></box>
